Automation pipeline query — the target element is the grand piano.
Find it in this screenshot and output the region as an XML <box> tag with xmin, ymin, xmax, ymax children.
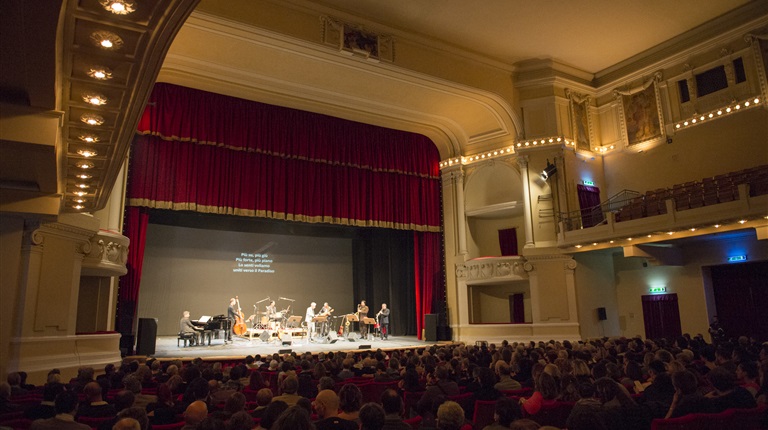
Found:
<box><xmin>191</xmin><ymin>315</ymin><xmax>231</xmax><ymax>345</ymax></box>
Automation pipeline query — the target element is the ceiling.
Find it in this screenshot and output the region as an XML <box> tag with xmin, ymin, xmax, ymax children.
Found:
<box><xmin>305</xmin><ymin>0</ymin><xmax>752</xmax><ymax>74</ymax></box>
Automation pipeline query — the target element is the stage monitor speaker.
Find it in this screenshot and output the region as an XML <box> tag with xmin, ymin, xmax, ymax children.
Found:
<box><xmin>259</xmin><ymin>331</ymin><xmax>271</xmax><ymax>342</ymax></box>
<box><xmin>327</xmin><ymin>332</ymin><xmax>338</xmax><ymax>344</ymax></box>
<box><xmin>359</xmin><ymin>344</ymin><xmax>371</xmax><ymax>349</ymax></box>
<box><xmin>346</xmin><ymin>332</ymin><xmax>357</xmax><ymax>342</ymax></box>
<box><xmin>282</xmin><ymin>340</ymin><xmax>292</xmax><ymax>346</ymax></box>
<box><xmin>597</xmin><ymin>307</ymin><xmax>607</xmax><ymax>321</ymax></box>
<box><xmin>278</xmin><ymin>349</ymin><xmax>292</xmax><ymax>354</ymax></box>
<box><xmin>136</xmin><ymin>318</ymin><xmax>157</xmax><ymax>356</ymax></box>
<box><xmin>424</xmin><ymin>314</ymin><xmax>438</xmax><ymax>342</ymax></box>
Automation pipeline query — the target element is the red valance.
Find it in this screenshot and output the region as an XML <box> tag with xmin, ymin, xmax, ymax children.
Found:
<box><xmin>129</xmin><ymin>83</ymin><xmax>442</xmax><ymax>232</ymax></box>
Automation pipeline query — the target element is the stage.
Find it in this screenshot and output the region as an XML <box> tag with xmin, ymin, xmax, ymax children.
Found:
<box><xmin>143</xmin><ymin>333</ymin><xmax>447</xmax><ymax>360</ymax></box>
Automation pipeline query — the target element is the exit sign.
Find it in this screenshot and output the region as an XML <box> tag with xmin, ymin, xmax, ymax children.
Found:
<box><xmin>649</xmin><ymin>287</ymin><xmax>666</xmax><ymax>293</ymax></box>
<box><xmin>583</xmin><ymin>180</ymin><xmax>594</xmax><ymax>186</ymax></box>
<box><xmin>727</xmin><ymin>255</ymin><xmax>747</xmax><ymax>262</ymax></box>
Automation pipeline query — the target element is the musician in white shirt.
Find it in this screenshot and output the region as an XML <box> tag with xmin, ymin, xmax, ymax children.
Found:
<box><xmin>305</xmin><ymin>302</ymin><xmax>317</xmax><ymax>340</ymax></box>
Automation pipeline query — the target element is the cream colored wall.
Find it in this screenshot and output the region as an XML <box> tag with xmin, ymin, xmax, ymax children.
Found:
<box><xmin>612</xmin><ymin>231</ymin><xmax>768</xmax><ymax>339</ymax></box>
<box><xmin>572</xmin><ymin>251</ymin><xmax>621</xmax><ymax>339</ymax></box>
<box><xmin>469</xmin><ymin>283</ymin><xmax>530</xmax><ymax>323</ymax></box>
<box><xmin>603</xmin><ymin>109</ymin><xmax>768</xmax><ymax>197</ymax></box>
<box><xmin>0</xmin><ymin>215</ymin><xmax>24</xmax><ymax>382</ymax></box>
<box><xmin>467</xmin><ymin>216</ymin><xmax>525</xmax><ymax>257</ymax></box>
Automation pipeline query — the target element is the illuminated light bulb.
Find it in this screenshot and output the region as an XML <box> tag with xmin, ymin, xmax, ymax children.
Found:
<box><xmin>726</xmin><ymin>107</ymin><xmax>732</xmax><ymax>112</ymax></box>
<box><xmin>647</xmin><ymin>235</ymin><xmax>652</xmax><ymax>238</ymax></box>
<box><xmin>80</xmin><ymin>113</ymin><xmax>104</xmax><ymax>126</ymax></box>
<box><xmin>713</xmin><ymin>224</ymin><xmax>721</xmax><ymax>228</ymax></box>
<box><xmin>717</xmin><ymin>110</ymin><xmax>722</xmax><ymax>115</ymax></box>
<box><xmin>79</xmin><ymin>134</ymin><xmax>98</xmax><ymax>143</ymax></box>
<box><xmin>516</xmin><ymin>143</ymin><xmax>521</xmax><ymax>147</ymax></box>
<box><xmin>481</xmin><ymin>154</ymin><xmax>485</xmax><ymax>159</ymax></box>
<box><xmin>77</xmin><ymin>183</ymin><xmax>89</xmax><ymax>189</ymax></box>
<box><xmin>676</xmin><ymin>124</ymin><xmax>681</xmax><ymax>129</ymax></box>
<box><xmin>88</xmin><ymin>67</ymin><xmax>112</xmax><ymax>80</ymax></box>
<box><xmin>667</xmin><ymin>231</ymin><xmax>674</xmax><ymax>235</ymax></box>
<box><xmin>699</xmin><ymin>116</ymin><xmax>705</xmax><ymax>121</ymax></box>
<box><xmin>556</xmin><ymin>137</ymin><xmax>562</xmax><ymax>142</ymax></box>
<box><xmin>506</xmin><ymin>149</ymin><xmax>511</xmax><ymax>153</ymax></box>
<box><xmin>83</xmin><ymin>93</ymin><xmax>107</xmax><ymax>106</ymax></box>
<box><xmin>77</xmin><ymin>149</ymin><xmax>97</xmax><ymax>157</ymax></box>
<box><xmin>493</xmin><ymin>151</ymin><xmax>498</xmax><ymax>155</ymax></box>
<box><xmin>592</xmin><ymin>243</ymin><xmax>598</xmax><ymax>246</ymax></box>
<box><xmin>100</xmin><ymin>0</ymin><xmax>136</xmax><ymax>15</ymax></box>
<box><xmin>73</xmin><ymin>205</ymin><xmax>84</xmax><ymax>210</ymax></box>
<box><xmin>575</xmin><ymin>245</ymin><xmax>582</xmax><ymax>248</ymax></box>
<box><xmin>73</xmin><ymin>198</ymin><xmax>86</xmax><ymax>204</ymax></box>
<box><xmin>76</xmin><ymin>174</ymin><xmax>92</xmax><ymax>179</ymax></box>
<box><xmin>735</xmin><ymin>104</ymin><xmax>741</xmax><ymax>109</ymax></box>
<box><xmin>100</xmin><ymin>39</ymin><xmax>113</xmax><ymax>48</ymax></box>
<box><xmin>533</xmin><ymin>141</ymin><xmax>538</xmax><ymax>145</ymax></box>
<box><xmin>627</xmin><ymin>237</ymin><xmax>632</xmax><ymax>241</ymax></box>
<box><xmin>487</xmin><ymin>153</ymin><xmax>491</xmax><ymax>157</ymax></box>
<box><xmin>74</xmin><ymin>191</ymin><xmax>87</xmax><ymax>196</ymax></box>
<box><xmin>524</xmin><ymin>142</ymin><xmax>529</xmax><ymax>146</ymax></box>
<box><xmin>609</xmin><ymin>145</ymin><xmax>614</xmax><ymax>149</ymax></box>
<box><xmin>77</xmin><ymin>161</ymin><xmax>94</xmax><ymax>169</ymax></box>
<box><xmin>548</xmin><ymin>138</ymin><xmax>553</xmax><ymax>143</ymax></box>
<box><xmin>684</xmin><ymin>121</ymin><xmax>689</xmax><ymax>126</ymax></box>
<box><xmin>745</xmin><ymin>101</ymin><xmax>750</xmax><ymax>107</ymax></box>
<box><xmin>739</xmin><ymin>219</ymin><xmax>747</xmax><ymax>224</ymax></box>
<box><xmin>690</xmin><ymin>227</ymin><xmax>696</xmax><ymax>232</ymax></box>
<box><xmin>708</xmin><ymin>113</ymin><xmax>714</xmax><ymax>118</ymax></box>
<box><xmin>754</xmin><ymin>98</ymin><xmax>759</xmax><ymax>103</ymax></box>
<box><xmin>90</xmin><ymin>31</ymin><xmax>123</xmax><ymax>50</ymax></box>
<box><xmin>692</xmin><ymin>119</ymin><xmax>697</xmax><ymax>123</ymax></box>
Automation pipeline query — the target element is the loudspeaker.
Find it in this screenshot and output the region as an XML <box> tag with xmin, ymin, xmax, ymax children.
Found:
<box><xmin>359</xmin><ymin>344</ymin><xmax>371</xmax><ymax>349</ymax></box>
<box><xmin>136</xmin><ymin>318</ymin><xmax>157</xmax><ymax>355</ymax></box>
<box><xmin>282</xmin><ymin>340</ymin><xmax>292</xmax><ymax>346</ymax></box>
<box><xmin>346</xmin><ymin>332</ymin><xmax>357</xmax><ymax>342</ymax></box>
<box><xmin>424</xmin><ymin>314</ymin><xmax>438</xmax><ymax>342</ymax></box>
<box><xmin>259</xmin><ymin>331</ymin><xmax>271</xmax><ymax>342</ymax></box>
<box><xmin>278</xmin><ymin>349</ymin><xmax>292</xmax><ymax>354</ymax></box>
<box><xmin>597</xmin><ymin>307</ymin><xmax>607</xmax><ymax>321</ymax></box>
<box><xmin>327</xmin><ymin>332</ymin><xmax>338</xmax><ymax>344</ymax></box>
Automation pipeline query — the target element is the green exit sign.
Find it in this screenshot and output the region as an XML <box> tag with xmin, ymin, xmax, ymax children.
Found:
<box><xmin>583</xmin><ymin>180</ymin><xmax>594</xmax><ymax>186</ymax></box>
<box><xmin>649</xmin><ymin>287</ymin><xmax>666</xmax><ymax>293</ymax></box>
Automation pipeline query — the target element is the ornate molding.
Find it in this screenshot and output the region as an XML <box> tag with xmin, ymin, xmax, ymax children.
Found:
<box><xmin>321</xmin><ymin>15</ymin><xmax>395</xmax><ymax>63</ymax></box>
<box><xmin>456</xmin><ymin>256</ymin><xmax>528</xmax><ymax>281</ymax></box>
<box><xmin>81</xmin><ymin>230</ymin><xmax>130</xmax><ymax>277</ymax></box>
<box><xmin>613</xmin><ymin>71</ymin><xmax>663</xmax><ymax>98</ymax></box>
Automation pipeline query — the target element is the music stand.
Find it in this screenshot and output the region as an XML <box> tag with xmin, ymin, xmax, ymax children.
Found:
<box><xmin>362</xmin><ymin>317</ymin><xmax>376</xmax><ymax>325</ymax></box>
<box><xmin>285</xmin><ymin>316</ymin><xmax>303</xmax><ymax>328</ymax></box>
<box><xmin>312</xmin><ymin>315</ymin><xmax>328</xmax><ymax>323</ymax></box>
<box><xmin>346</xmin><ymin>314</ymin><xmax>359</xmax><ymax>322</ymax></box>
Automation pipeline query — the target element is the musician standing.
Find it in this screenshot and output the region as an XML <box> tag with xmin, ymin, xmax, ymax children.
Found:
<box><xmin>357</xmin><ymin>300</ymin><xmax>369</xmax><ymax>339</ymax></box>
<box><xmin>319</xmin><ymin>302</ymin><xmax>333</xmax><ymax>335</ymax></box>
<box><xmin>227</xmin><ymin>298</ymin><xmax>238</xmax><ymax>341</ymax></box>
<box><xmin>305</xmin><ymin>302</ymin><xmax>317</xmax><ymax>340</ymax></box>
<box><xmin>377</xmin><ymin>303</ymin><xmax>390</xmax><ymax>340</ymax></box>
<box><xmin>180</xmin><ymin>311</ymin><xmax>202</xmax><ymax>345</ymax></box>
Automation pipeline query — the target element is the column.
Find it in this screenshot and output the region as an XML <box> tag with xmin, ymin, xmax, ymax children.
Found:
<box><xmin>517</xmin><ymin>156</ymin><xmax>535</xmax><ymax>248</ymax></box>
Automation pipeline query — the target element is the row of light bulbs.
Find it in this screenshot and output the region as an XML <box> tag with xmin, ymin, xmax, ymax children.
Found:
<box><xmin>70</xmin><ymin>0</ymin><xmax>136</xmax><ymax>211</ymax></box>
<box><xmin>438</xmin><ymin>136</ymin><xmax>574</xmax><ymax>168</ymax></box>
<box><xmin>571</xmin><ymin>216</ymin><xmax>765</xmax><ymax>249</ymax></box>
<box><xmin>675</xmin><ymin>97</ymin><xmax>760</xmax><ymax>130</ymax></box>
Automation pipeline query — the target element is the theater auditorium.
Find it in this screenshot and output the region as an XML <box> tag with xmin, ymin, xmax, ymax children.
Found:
<box><xmin>1</xmin><ymin>0</ymin><xmax>767</xmax><ymax>393</ymax></box>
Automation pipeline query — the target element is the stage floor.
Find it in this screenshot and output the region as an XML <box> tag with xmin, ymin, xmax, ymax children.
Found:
<box><xmin>147</xmin><ymin>333</ymin><xmax>443</xmax><ymax>360</ymax></box>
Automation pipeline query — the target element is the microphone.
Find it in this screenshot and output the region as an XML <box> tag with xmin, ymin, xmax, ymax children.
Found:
<box><xmin>279</xmin><ymin>297</ymin><xmax>295</xmax><ymax>301</ymax></box>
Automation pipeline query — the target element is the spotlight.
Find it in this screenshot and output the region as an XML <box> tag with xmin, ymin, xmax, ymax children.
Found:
<box><xmin>541</xmin><ymin>159</ymin><xmax>557</xmax><ymax>181</ymax></box>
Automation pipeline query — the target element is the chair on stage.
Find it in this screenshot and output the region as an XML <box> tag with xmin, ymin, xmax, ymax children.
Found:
<box><xmin>177</xmin><ymin>331</ymin><xmax>197</xmax><ymax>347</ymax></box>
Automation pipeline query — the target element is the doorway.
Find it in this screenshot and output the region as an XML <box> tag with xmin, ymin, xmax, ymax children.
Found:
<box><xmin>641</xmin><ymin>293</ymin><xmax>682</xmax><ymax>340</ymax></box>
<box><xmin>710</xmin><ymin>261</ymin><xmax>768</xmax><ymax>341</ymax></box>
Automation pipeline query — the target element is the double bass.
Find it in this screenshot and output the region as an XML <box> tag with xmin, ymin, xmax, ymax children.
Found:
<box><xmin>233</xmin><ymin>296</ymin><xmax>247</xmax><ymax>336</ymax></box>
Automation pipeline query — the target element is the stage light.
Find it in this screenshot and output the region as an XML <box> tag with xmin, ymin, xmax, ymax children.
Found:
<box><xmin>541</xmin><ymin>160</ymin><xmax>557</xmax><ymax>181</ymax></box>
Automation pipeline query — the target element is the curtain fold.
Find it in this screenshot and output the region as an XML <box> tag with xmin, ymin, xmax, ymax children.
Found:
<box><xmin>576</xmin><ymin>184</ymin><xmax>604</xmax><ymax>228</ymax></box>
<box><xmin>117</xmin><ymin>207</ymin><xmax>149</xmax><ymax>343</ymax></box>
<box><xmin>414</xmin><ymin>231</ymin><xmax>444</xmax><ymax>339</ymax></box>
<box><xmin>498</xmin><ymin>228</ymin><xmax>518</xmax><ymax>256</ymax></box>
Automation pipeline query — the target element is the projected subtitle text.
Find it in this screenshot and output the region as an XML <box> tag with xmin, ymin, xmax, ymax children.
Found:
<box><xmin>233</xmin><ymin>253</ymin><xmax>275</xmax><ymax>273</ymax></box>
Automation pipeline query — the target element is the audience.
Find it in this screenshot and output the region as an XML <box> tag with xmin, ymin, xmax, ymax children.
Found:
<box><xmin>29</xmin><ymin>391</ymin><xmax>90</xmax><ymax>430</ymax></box>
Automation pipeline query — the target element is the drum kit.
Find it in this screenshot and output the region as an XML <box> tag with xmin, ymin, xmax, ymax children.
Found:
<box><xmin>251</xmin><ymin>296</ymin><xmax>294</xmax><ymax>331</ymax></box>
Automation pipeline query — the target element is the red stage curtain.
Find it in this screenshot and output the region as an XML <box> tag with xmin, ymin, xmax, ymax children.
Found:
<box><xmin>576</xmin><ymin>184</ymin><xmax>603</xmax><ymax>228</ymax></box>
<box><xmin>414</xmin><ymin>231</ymin><xmax>444</xmax><ymax>339</ymax></box>
<box><xmin>117</xmin><ymin>207</ymin><xmax>149</xmax><ymax>345</ymax></box>
<box><xmin>498</xmin><ymin>228</ymin><xmax>518</xmax><ymax>256</ymax></box>
<box><xmin>122</xmin><ymin>83</ymin><xmax>445</xmax><ymax>340</ymax></box>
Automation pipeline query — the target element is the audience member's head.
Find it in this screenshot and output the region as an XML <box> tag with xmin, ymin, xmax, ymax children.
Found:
<box><xmin>671</xmin><ymin>370</ymin><xmax>698</xmax><ymax>396</ymax></box>
<box><xmin>509</xmin><ymin>419</ymin><xmax>541</xmax><ymax>430</ymax></box>
<box><xmin>112</xmin><ymin>418</ymin><xmax>141</xmax><ymax>430</ymax></box>
<box><xmin>359</xmin><ymin>402</ymin><xmax>386</xmax><ymax>430</ymax></box>
<box><xmin>338</xmin><ymin>383</ymin><xmax>363</xmax><ymax>413</ymax></box>
<box><xmin>261</xmin><ymin>400</ymin><xmax>289</xmax><ymax>430</ymax></box>
<box><xmin>55</xmin><ymin>391</ymin><xmax>79</xmax><ymax>416</ymax></box>
<box><xmin>256</xmin><ymin>387</ymin><xmax>273</xmax><ymax>406</ymax></box>
<box><xmin>113</xmin><ymin>390</ymin><xmax>136</xmax><ymax>412</ymax></box>
<box><xmin>494</xmin><ymin>397</ymin><xmax>521</xmax><ymax>426</ymax></box>
<box><xmin>228</xmin><ymin>411</ymin><xmax>255</xmax><ymax>430</ymax></box>
<box><xmin>314</xmin><ymin>389</ymin><xmax>340</xmax><ymax>418</ymax></box>
<box><xmin>281</xmin><ymin>376</ymin><xmax>299</xmax><ymax>394</ymax></box>
<box><xmin>184</xmin><ymin>400</ymin><xmax>209</xmax><ymax>427</ymax></box>
<box><xmin>197</xmin><ymin>417</ymin><xmax>226</xmax><ymax>430</ymax></box>
<box><xmin>436</xmin><ymin>401</ymin><xmax>464</xmax><ymax>430</ymax></box>
<box><xmin>116</xmin><ymin>407</ymin><xmax>149</xmax><ymax>430</ymax></box>
<box><xmin>708</xmin><ymin>366</ymin><xmax>737</xmax><ymax>392</ymax></box>
<box><xmin>272</xmin><ymin>405</ymin><xmax>314</xmax><ymax>430</ymax></box>
<box><xmin>380</xmin><ymin>389</ymin><xmax>402</xmax><ymax>415</ymax></box>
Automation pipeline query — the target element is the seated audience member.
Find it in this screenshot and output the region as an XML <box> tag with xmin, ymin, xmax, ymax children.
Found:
<box><xmin>398</xmin><ymin>367</ymin><xmax>424</xmax><ymax>393</ymax></box>
<box><xmin>180</xmin><ymin>400</ymin><xmax>208</xmax><ymax>430</ymax></box>
<box><xmin>77</xmin><ymin>381</ymin><xmax>117</xmax><ymax>418</ymax></box>
<box><xmin>97</xmin><ymin>391</ymin><xmax>136</xmax><ymax>430</ymax></box>
<box><xmin>251</xmin><ymin>388</ymin><xmax>273</xmax><ymax>419</ymax></box>
<box><xmin>271</xmin><ymin>376</ymin><xmax>301</xmax><ymax>406</ymax></box>
<box><xmin>0</xmin><ymin>382</ymin><xmax>14</xmax><ymax>414</ymax></box>
<box><xmin>757</xmin><ymin>360</ymin><xmax>768</xmax><ymax>405</ymax></box>
<box><xmin>436</xmin><ymin>401</ymin><xmax>465</xmax><ymax>430</ymax></box>
<box><xmin>249</xmin><ymin>370</ymin><xmax>271</xmax><ymax>391</ymax></box>
<box><xmin>593</xmin><ymin>377</ymin><xmax>649</xmax><ymax>430</ymax></box>
<box><xmin>147</xmin><ymin>384</ymin><xmax>178</xmax><ymax>425</ymax></box>
<box><xmin>208</xmin><ymin>379</ymin><xmax>235</xmax><ymax>405</ymax></box>
<box><xmin>211</xmin><ymin>391</ymin><xmax>246</xmax><ymax>420</ymax></box>
<box><xmin>30</xmin><ymin>391</ymin><xmax>90</xmax><ymax>430</ymax></box>
<box><xmin>509</xmin><ymin>419</ymin><xmax>541</xmax><ymax>430</ymax></box>
<box><xmin>494</xmin><ymin>361</ymin><xmax>522</xmax><ymax>391</ymax></box>
<box><xmin>314</xmin><ymin>389</ymin><xmax>358</xmax><ymax>430</ymax></box>
<box><xmin>228</xmin><ymin>410</ymin><xmax>256</xmax><ymax>430</ymax></box>
<box><xmin>112</xmin><ymin>417</ymin><xmax>141</xmax><ymax>430</ymax></box>
<box><xmin>519</xmin><ymin>372</ymin><xmax>559</xmax><ymax>415</ymax></box>
<box><xmin>257</xmin><ymin>400</ymin><xmax>289</xmax><ymax>430</ymax></box>
<box><xmin>426</xmin><ymin>365</ymin><xmax>460</xmax><ymax>397</ymax></box>
<box><xmin>112</xmin><ymin>408</ymin><xmax>149</xmax><ymax>430</ymax></box>
<box><xmin>380</xmin><ymin>389</ymin><xmax>411</xmax><ymax>430</ymax></box>
<box><xmin>70</xmin><ymin>367</ymin><xmax>95</xmax><ymax>394</ymax></box>
<box><xmin>482</xmin><ymin>397</ymin><xmax>520</xmax><ymax>430</ymax></box>
<box><xmin>706</xmin><ymin>366</ymin><xmax>757</xmax><ymax>412</ymax></box>
<box><xmin>639</xmin><ymin>360</ymin><xmax>674</xmax><ymax>416</ymax></box>
<box><xmin>123</xmin><ymin>376</ymin><xmax>157</xmax><ymax>410</ymax></box>
<box><xmin>359</xmin><ymin>403</ymin><xmax>386</xmax><ymax>430</ymax></box>
<box><xmin>665</xmin><ymin>370</ymin><xmax>711</xmax><ymax>418</ymax></box>
<box><xmin>25</xmin><ymin>382</ymin><xmax>66</xmax><ymax>420</ymax></box>
<box><xmin>473</xmin><ymin>367</ymin><xmax>502</xmax><ymax>401</ymax></box>
<box><xmin>337</xmin><ymin>383</ymin><xmax>364</xmax><ymax>423</ymax></box>
<box><xmin>272</xmin><ymin>405</ymin><xmax>314</xmax><ymax>430</ymax></box>
<box><xmin>7</xmin><ymin>372</ymin><xmax>29</xmax><ymax>397</ymax></box>
<box><xmin>197</xmin><ymin>417</ymin><xmax>227</xmax><ymax>430</ymax></box>
<box><xmin>736</xmin><ymin>360</ymin><xmax>760</xmax><ymax>397</ymax></box>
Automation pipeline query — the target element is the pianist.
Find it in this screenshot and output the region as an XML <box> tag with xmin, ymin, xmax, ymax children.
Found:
<box><xmin>180</xmin><ymin>311</ymin><xmax>202</xmax><ymax>345</ymax></box>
